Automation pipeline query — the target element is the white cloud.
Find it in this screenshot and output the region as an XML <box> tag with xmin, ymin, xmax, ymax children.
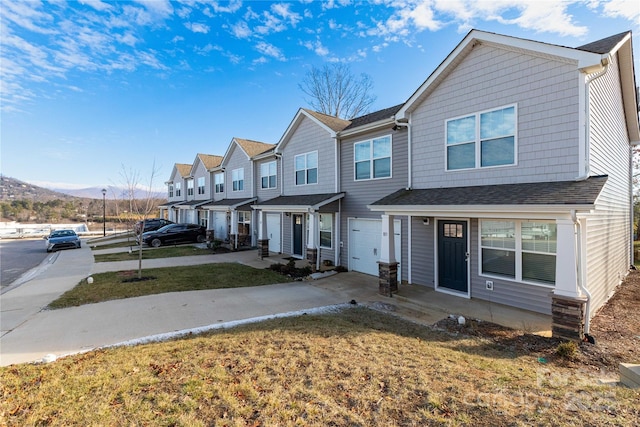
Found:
<box><xmin>255</xmin><ymin>41</ymin><xmax>286</xmax><ymax>61</ymax></box>
<box><xmin>271</xmin><ymin>3</ymin><xmax>302</xmax><ymax>26</ymax></box>
<box><xmin>133</xmin><ymin>0</ymin><xmax>174</xmax><ymax>17</ymax></box>
<box><xmin>601</xmin><ymin>0</ymin><xmax>640</xmax><ymax>25</ymax></box>
<box><xmin>211</xmin><ymin>0</ymin><xmax>243</xmax><ymax>14</ymax></box>
<box><xmin>302</xmin><ymin>39</ymin><xmax>329</xmax><ymax>56</ymax></box>
<box><xmin>231</xmin><ymin>21</ymin><xmax>252</xmax><ymax>38</ymax></box>
<box><xmin>186</xmin><ymin>22</ymin><xmax>210</xmax><ymax>33</ymax></box>
<box><xmin>78</xmin><ymin>0</ymin><xmax>113</xmax><ymax>12</ymax></box>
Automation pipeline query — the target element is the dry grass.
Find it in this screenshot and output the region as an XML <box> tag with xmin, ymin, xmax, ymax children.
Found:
<box><xmin>1</xmin><ymin>308</ymin><xmax>638</xmax><ymax>426</ymax></box>
<box><xmin>93</xmin><ymin>245</ymin><xmax>213</xmax><ymax>262</ymax></box>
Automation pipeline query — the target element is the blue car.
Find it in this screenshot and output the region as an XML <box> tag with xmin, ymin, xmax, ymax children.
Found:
<box><xmin>45</xmin><ymin>229</ymin><xmax>82</xmax><ymax>252</ymax></box>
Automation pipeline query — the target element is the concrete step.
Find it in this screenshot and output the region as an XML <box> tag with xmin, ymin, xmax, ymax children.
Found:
<box><xmin>620</xmin><ymin>363</ymin><xmax>640</xmax><ymax>388</ymax></box>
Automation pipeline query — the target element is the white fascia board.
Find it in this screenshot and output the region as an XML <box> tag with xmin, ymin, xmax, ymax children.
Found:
<box><xmin>367</xmin><ymin>204</ymin><xmax>594</xmax><ymax>219</ymax></box>
<box><xmin>252</xmin><ymin>205</ymin><xmax>310</xmax><ymax>213</ymax></box>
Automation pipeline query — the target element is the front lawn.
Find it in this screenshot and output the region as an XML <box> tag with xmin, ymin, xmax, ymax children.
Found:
<box><xmin>93</xmin><ymin>245</ymin><xmax>213</xmax><ymax>262</ymax></box>
<box><xmin>47</xmin><ymin>263</ymin><xmax>291</xmax><ymax>309</ymax></box>
<box><xmin>1</xmin><ymin>308</ymin><xmax>637</xmax><ymax>426</ymax></box>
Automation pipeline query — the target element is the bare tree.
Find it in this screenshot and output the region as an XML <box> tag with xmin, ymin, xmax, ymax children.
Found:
<box><xmin>299</xmin><ymin>63</ymin><xmax>376</xmax><ymax>119</ymax></box>
<box><xmin>120</xmin><ymin>161</ymin><xmax>161</xmax><ymax>279</ymax></box>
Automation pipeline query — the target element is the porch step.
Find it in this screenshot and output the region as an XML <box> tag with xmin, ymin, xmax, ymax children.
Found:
<box><xmin>620</xmin><ymin>363</ymin><xmax>640</xmax><ymax>388</ymax></box>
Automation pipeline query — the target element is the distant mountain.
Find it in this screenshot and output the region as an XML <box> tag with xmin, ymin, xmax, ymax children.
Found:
<box><xmin>0</xmin><ymin>176</ymin><xmax>165</xmax><ymax>201</ymax></box>
<box><xmin>0</xmin><ymin>175</ymin><xmax>79</xmax><ymax>202</ymax></box>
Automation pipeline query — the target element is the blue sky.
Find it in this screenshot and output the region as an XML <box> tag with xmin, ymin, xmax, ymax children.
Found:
<box><xmin>1</xmin><ymin>0</ymin><xmax>639</xmax><ymax>193</ymax></box>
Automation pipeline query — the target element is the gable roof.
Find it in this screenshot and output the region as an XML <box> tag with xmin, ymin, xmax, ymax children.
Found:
<box><xmin>276</xmin><ymin>108</ymin><xmax>351</xmax><ymax>152</ymax></box>
<box><xmin>575</xmin><ymin>31</ymin><xmax>629</xmax><ymax>54</ymax></box>
<box><xmin>369</xmin><ymin>176</ymin><xmax>607</xmax><ymax>213</ymax></box>
<box><xmin>198</xmin><ymin>154</ymin><xmax>223</xmax><ymax>170</ymax></box>
<box><xmin>235</xmin><ymin>138</ymin><xmax>275</xmax><ymax>158</ymax></box>
<box><xmin>175</xmin><ymin>163</ymin><xmax>192</xmax><ymax>178</ymax></box>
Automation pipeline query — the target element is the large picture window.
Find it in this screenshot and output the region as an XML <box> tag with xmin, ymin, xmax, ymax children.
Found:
<box><xmin>446</xmin><ymin>105</ymin><xmax>516</xmax><ymax>170</ymax></box>
<box><xmin>214</xmin><ymin>173</ymin><xmax>224</xmax><ymax>193</ymax></box>
<box><xmin>295</xmin><ymin>152</ymin><xmax>318</xmax><ymax>185</ymax></box>
<box><xmin>354</xmin><ymin>136</ymin><xmax>391</xmax><ymax>180</ymax></box>
<box><xmin>319</xmin><ymin>213</ymin><xmax>332</xmax><ymax>248</ymax></box>
<box><xmin>261</xmin><ymin>161</ymin><xmax>277</xmax><ymax>189</ymax></box>
<box><xmin>480</xmin><ymin>220</ymin><xmax>556</xmax><ymax>286</ymax></box>
<box><xmin>232</xmin><ymin>168</ymin><xmax>244</xmax><ymax>192</ymax></box>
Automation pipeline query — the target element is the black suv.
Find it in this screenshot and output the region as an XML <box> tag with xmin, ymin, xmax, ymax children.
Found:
<box><xmin>134</xmin><ymin>218</ymin><xmax>173</xmax><ymax>234</ymax></box>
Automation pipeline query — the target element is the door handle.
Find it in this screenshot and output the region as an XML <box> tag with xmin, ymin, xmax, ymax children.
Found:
<box><xmin>465</xmin><ymin>252</ymin><xmax>470</xmax><ymax>262</ymax></box>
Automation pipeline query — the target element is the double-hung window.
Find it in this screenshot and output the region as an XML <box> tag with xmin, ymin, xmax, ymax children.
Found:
<box><xmin>214</xmin><ymin>173</ymin><xmax>224</xmax><ymax>193</ymax></box>
<box><xmin>175</xmin><ymin>182</ymin><xmax>182</xmax><ymax>197</ymax></box>
<box><xmin>319</xmin><ymin>213</ymin><xmax>332</xmax><ymax>249</ymax></box>
<box><xmin>480</xmin><ymin>220</ymin><xmax>556</xmax><ymax>286</ymax></box>
<box><xmin>168</xmin><ymin>184</ymin><xmax>174</xmax><ymax>198</ymax></box>
<box><xmin>187</xmin><ymin>179</ymin><xmax>194</xmax><ymax>196</ymax></box>
<box><xmin>446</xmin><ymin>105</ymin><xmax>516</xmax><ymax>170</ymax></box>
<box><xmin>295</xmin><ymin>152</ymin><xmax>318</xmax><ymax>185</ymax></box>
<box><xmin>232</xmin><ymin>168</ymin><xmax>244</xmax><ymax>192</ymax></box>
<box><xmin>197</xmin><ymin>177</ymin><xmax>205</xmax><ymax>195</ymax></box>
<box><xmin>354</xmin><ymin>136</ymin><xmax>391</xmax><ymax>180</ymax></box>
<box><xmin>261</xmin><ymin>161</ymin><xmax>277</xmax><ymax>189</ymax></box>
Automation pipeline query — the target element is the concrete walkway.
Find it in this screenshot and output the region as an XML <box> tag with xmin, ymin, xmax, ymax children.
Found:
<box><xmin>0</xmin><ymin>241</ymin><xmax>552</xmax><ymax>366</ymax></box>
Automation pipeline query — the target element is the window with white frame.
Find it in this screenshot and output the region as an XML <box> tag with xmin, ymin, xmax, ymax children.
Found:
<box><xmin>198</xmin><ymin>210</ymin><xmax>208</xmax><ymax>228</ymax></box>
<box><xmin>446</xmin><ymin>105</ymin><xmax>516</xmax><ymax>170</ymax></box>
<box><xmin>215</xmin><ymin>173</ymin><xmax>224</xmax><ymax>193</ymax></box>
<box><xmin>295</xmin><ymin>152</ymin><xmax>318</xmax><ymax>185</ymax></box>
<box><xmin>175</xmin><ymin>182</ymin><xmax>182</xmax><ymax>197</ymax></box>
<box><xmin>232</xmin><ymin>168</ymin><xmax>244</xmax><ymax>191</ymax></box>
<box><xmin>480</xmin><ymin>220</ymin><xmax>556</xmax><ymax>285</ymax></box>
<box><xmin>197</xmin><ymin>177</ymin><xmax>205</xmax><ymax>195</ymax></box>
<box><xmin>354</xmin><ymin>136</ymin><xmax>391</xmax><ymax>180</ymax></box>
<box><xmin>261</xmin><ymin>161</ymin><xmax>277</xmax><ymax>189</ymax></box>
<box><xmin>187</xmin><ymin>179</ymin><xmax>194</xmax><ymax>196</ymax></box>
<box><xmin>319</xmin><ymin>213</ymin><xmax>332</xmax><ymax>248</ymax></box>
<box><xmin>168</xmin><ymin>184</ymin><xmax>174</xmax><ymax>198</ymax></box>
<box><xmin>238</xmin><ymin>211</ymin><xmax>250</xmax><ymax>235</ymax></box>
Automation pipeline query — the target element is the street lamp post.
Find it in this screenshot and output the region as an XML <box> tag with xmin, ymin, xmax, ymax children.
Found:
<box><xmin>101</xmin><ymin>188</ymin><xmax>107</xmax><ymax>236</ymax></box>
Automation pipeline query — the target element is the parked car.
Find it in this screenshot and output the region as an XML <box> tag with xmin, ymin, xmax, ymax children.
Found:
<box><xmin>45</xmin><ymin>229</ymin><xmax>82</xmax><ymax>252</ymax></box>
<box><xmin>134</xmin><ymin>218</ymin><xmax>173</xmax><ymax>234</ymax></box>
<box><xmin>139</xmin><ymin>223</ymin><xmax>207</xmax><ymax>247</ymax></box>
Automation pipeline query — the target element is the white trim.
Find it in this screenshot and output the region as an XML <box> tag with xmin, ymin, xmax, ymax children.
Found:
<box><xmin>353</xmin><ymin>134</ymin><xmax>393</xmax><ymax>181</ymax></box>
<box><xmin>231</xmin><ymin>168</ymin><xmax>244</xmax><ymax>192</ymax></box>
<box><xmin>318</xmin><ymin>213</ymin><xmax>333</xmax><ymax>250</ymax></box>
<box><xmin>367</xmin><ymin>205</ymin><xmax>590</xmax><ymax>218</ymax></box>
<box><xmin>294</xmin><ymin>150</ymin><xmax>319</xmax><ymax>186</ymax></box>
<box><xmin>434</xmin><ymin>218</ymin><xmax>471</xmax><ymax>298</ymax></box>
<box><xmin>260</xmin><ymin>161</ymin><xmax>277</xmax><ymax>189</ymax></box>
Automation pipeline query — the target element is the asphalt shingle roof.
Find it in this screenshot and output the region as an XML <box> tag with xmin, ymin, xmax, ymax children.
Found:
<box><xmin>575</xmin><ymin>31</ymin><xmax>630</xmax><ymax>54</ymax></box>
<box><xmin>302</xmin><ymin>109</ymin><xmax>352</xmax><ymax>132</ymax></box>
<box><xmin>175</xmin><ymin>163</ymin><xmax>192</xmax><ymax>178</ymax></box>
<box><xmin>371</xmin><ymin>176</ymin><xmax>608</xmax><ymax>207</ymax></box>
<box><xmin>197</xmin><ymin>154</ymin><xmax>223</xmax><ymax>169</ymax></box>
<box><xmin>257</xmin><ymin>193</ymin><xmax>344</xmax><ymax>207</ymax></box>
<box><xmin>234</xmin><ymin>138</ymin><xmax>275</xmax><ymax>157</ymax></box>
<box><xmin>202</xmin><ymin>198</ymin><xmax>256</xmax><ymax>209</ymax></box>
<box><xmin>343</xmin><ymin>104</ymin><xmax>404</xmax><ymax>130</ymax></box>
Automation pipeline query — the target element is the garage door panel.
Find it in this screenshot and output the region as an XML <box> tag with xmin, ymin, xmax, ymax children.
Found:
<box><xmin>266</xmin><ymin>214</ymin><xmax>281</xmax><ymax>253</ymax></box>
<box><xmin>349</xmin><ymin>219</ymin><xmax>400</xmax><ymax>279</ymax></box>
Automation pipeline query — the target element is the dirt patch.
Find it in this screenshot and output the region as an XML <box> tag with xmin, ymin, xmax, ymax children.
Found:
<box><xmin>434</xmin><ymin>269</ymin><xmax>640</xmax><ymax>372</ymax></box>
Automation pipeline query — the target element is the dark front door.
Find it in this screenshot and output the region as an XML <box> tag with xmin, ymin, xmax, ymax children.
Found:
<box><xmin>438</xmin><ymin>220</ymin><xmax>468</xmax><ymax>293</ymax></box>
<box><xmin>293</xmin><ymin>214</ymin><xmax>303</xmax><ymax>257</ymax></box>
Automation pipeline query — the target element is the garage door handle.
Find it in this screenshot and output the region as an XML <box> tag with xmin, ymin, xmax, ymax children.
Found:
<box><xmin>352</xmin><ymin>257</ymin><xmax>360</xmax><ymax>260</ymax></box>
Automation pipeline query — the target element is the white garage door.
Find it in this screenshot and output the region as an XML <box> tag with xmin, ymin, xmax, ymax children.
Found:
<box><xmin>348</xmin><ymin>218</ymin><xmax>401</xmax><ymax>279</ymax></box>
<box><xmin>266</xmin><ymin>213</ymin><xmax>281</xmax><ymax>253</ymax></box>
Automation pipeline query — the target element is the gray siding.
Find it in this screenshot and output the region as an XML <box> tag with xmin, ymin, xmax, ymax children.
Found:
<box><xmin>224</xmin><ymin>144</ymin><xmax>252</xmax><ymax>199</ymax></box>
<box><xmin>212</xmin><ymin>172</ymin><xmax>225</xmax><ymax>201</ymax></box>
<box><xmin>410</xmin><ymin>44</ymin><xmax>581</xmax><ymax>188</ymax></box>
<box><xmin>409</xmin><ymin>216</ymin><xmax>435</xmax><ymax>288</ymax></box>
<box><xmin>255</xmin><ymin>157</ymin><xmax>281</xmax><ymax>201</ymax></box>
<box><xmin>339</xmin><ymin>127</ymin><xmax>409</xmax><ymax>277</ymax></box>
<box><xmin>191</xmin><ymin>161</ymin><xmax>211</xmax><ymax>200</ymax></box>
<box><xmin>585</xmin><ymin>53</ymin><xmax>632</xmax><ymax>314</ymax></box>
<box><xmin>281</xmin><ymin>116</ymin><xmax>336</xmax><ymax>195</ymax></box>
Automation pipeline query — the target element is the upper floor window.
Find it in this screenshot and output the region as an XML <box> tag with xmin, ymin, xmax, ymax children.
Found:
<box><xmin>197</xmin><ymin>177</ymin><xmax>205</xmax><ymax>195</ymax></box>
<box><xmin>295</xmin><ymin>151</ymin><xmax>318</xmax><ymax>186</ymax></box>
<box><xmin>215</xmin><ymin>173</ymin><xmax>224</xmax><ymax>193</ymax></box>
<box><xmin>446</xmin><ymin>105</ymin><xmax>516</xmax><ymax>171</ymax></box>
<box><xmin>480</xmin><ymin>220</ymin><xmax>556</xmax><ymax>286</ymax></box>
<box><xmin>261</xmin><ymin>161</ymin><xmax>277</xmax><ymax>189</ymax></box>
<box><xmin>232</xmin><ymin>168</ymin><xmax>244</xmax><ymax>191</ymax></box>
<box><xmin>168</xmin><ymin>184</ymin><xmax>174</xmax><ymax>198</ymax></box>
<box><xmin>354</xmin><ymin>136</ymin><xmax>391</xmax><ymax>180</ymax></box>
<box><xmin>187</xmin><ymin>179</ymin><xmax>194</xmax><ymax>196</ymax></box>
<box><xmin>175</xmin><ymin>182</ymin><xmax>182</xmax><ymax>197</ymax></box>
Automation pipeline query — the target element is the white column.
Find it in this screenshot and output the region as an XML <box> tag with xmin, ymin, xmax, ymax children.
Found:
<box><xmin>554</xmin><ymin>218</ymin><xmax>580</xmax><ymax>298</ymax></box>
<box><xmin>258</xmin><ymin>210</ymin><xmax>268</xmax><ymax>240</ymax></box>
<box><xmin>307</xmin><ymin>212</ymin><xmax>317</xmax><ymax>249</ymax></box>
<box><xmin>379</xmin><ymin>214</ymin><xmax>396</xmax><ymax>264</ymax></box>
<box><xmin>230</xmin><ymin>210</ymin><xmax>238</xmax><ymax>235</ymax></box>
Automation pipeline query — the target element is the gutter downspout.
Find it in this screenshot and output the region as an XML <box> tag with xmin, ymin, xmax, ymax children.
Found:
<box><xmin>576</xmin><ymin>57</ymin><xmax>610</xmax><ymax>181</ymax></box>
<box><xmin>571</xmin><ymin>209</ymin><xmax>591</xmax><ymax>333</ymax></box>
<box><xmin>394</xmin><ymin>114</ymin><xmax>412</xmax><ymax>189</ymax></box>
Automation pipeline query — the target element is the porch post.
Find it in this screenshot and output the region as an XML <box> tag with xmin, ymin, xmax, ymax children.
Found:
<box><xmin>552</xmin><ymin>218</ymin><xmax>587</xmax><ymax>341</ymax></box>
<box><xmin>378</xmin><ymin>214</ymin><xmax>398</xmax><ymax>296</ymax></box>
<box><xmin>306</xmin><ymin>212</ymin><xmax>318</xmax><ymax>270</ymax></box>
<box><xmin>258</xmin><ymin>210</ymin><xmax>269</xmax><ymax>258</ymax></box>
<box><xmin>230</xmin><ymin>210</ymin><xmax>239</xmax><ymax>250</ymax></box>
